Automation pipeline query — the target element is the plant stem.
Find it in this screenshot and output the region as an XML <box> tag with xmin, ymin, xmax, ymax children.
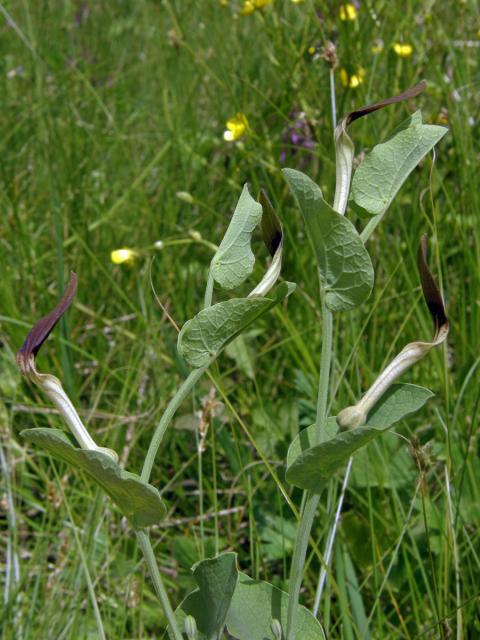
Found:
<box><xmin>141</xmin><ymin>366</ymin><xmax>208</xmax><ymax>483</ymax></box>
<box><xmin>136</xmin><ymin>530</ymin><xmax>183</xmax><ymax>640</ymax></box>
<box><xmin>286</xmin><ymin>289</ymin><xmax>333</xmax><ymax>639</ymax></box>
<box><xmin>286</xmin><ymin>492</ymin><xmax>322</xmax><ymax>638</ymax></box>
<box><xmin>360</xmin><ymin>215</ymin><xmax>381</xmax><ymax>243</ymax></box>
<box><xmin>204</xmin><ymin>270</ymin><xmax>214</xmax><ymax>308</ymax></box>
<box><xmin>315</xmin><ymin>295</ymin><xmax>333</xmax><ymax>442</ymax></box>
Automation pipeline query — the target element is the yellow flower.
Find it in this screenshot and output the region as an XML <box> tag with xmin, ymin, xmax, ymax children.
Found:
<box><xmin>339</xmin><ymin>67</ymin><xmax>365</xmax><ymax>88</ymax></box>
<box><xmin>308</xmin><ymin>45</ymin><xmax>316</xmax><ymax>55</ymax></box>
<box><xmin>240</xmin><ymin>0</ymin><xmax>273</xmax><ymax>15</ymax></box>
<box><xmin>392</xmin><ymin>42</ymin><xmax>413</xmax><ymax>57</ymax></box>
<box><xmin>223</xmin><ymin>112</ymin><xmax>248</xmax><ymax>141</ymax></box>
<box><xmin>111</xmin><ymin>248</ymin><xmax>136</xmax><ymax>265</ymax></box>
<box><xmin>339</xmin><ymin>3</ymin><xmax>357</xmax><ymax>21</ymax></box>
<box><xmin>240</xmin><ymin>0</ymin><xmax>255</xmax><ymax>14</ymax></box>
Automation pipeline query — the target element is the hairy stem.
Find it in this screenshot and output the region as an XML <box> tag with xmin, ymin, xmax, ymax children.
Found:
<box><xmin>286</xmin><ymin>288</ymin><xmax>333</xmax><ymax>639</ymax></box>
<box><xmin>136</xmin><ymin>530</ymin><xmax>183</xmax><ymax>640</ymax></box>
<box><xmin>142</xmin><ymin>366</ymin><xmax>208</xmax><ymax>483</ymax></box>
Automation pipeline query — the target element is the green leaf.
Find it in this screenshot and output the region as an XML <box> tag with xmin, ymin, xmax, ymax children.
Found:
<box><xmin>286</xmin><ymin>384</ymin><xmax>433</xmax><ymax>491</ymax></box>
<box><xmin>210</xmin><ymin>184</ymin><xmax>263</xmax><ymax>290</ymax></box>
<box><xmin>349</xmin><ymin>437</ymin><xmax>416</xmax><ymax>489</ymax></box>
<box><xmin>225</xmin><ymin>573</ymin><xmax>326</xmax><ymax>640</ymax></box>
<box><xmin>21</xmin><ymin>428</ymin><xmax>166</xmax><ymax>528</ymax></box>
<box><xmin>172</xmin><ymin>563</ymin><xmax>325</xmax><ymax>640</ymax></box>
<box><xmin>171</xmin><ymin>553</ymin><xmax>238</xmax><ymax>640</ymax></box>
<box><xmin>341</xmin><ymin>543</ymin><xmax>370</xmax><ymax>639</ymax></box>
<box><xmin>177</xmin><ymin>281</ymin><xmax>296</xmax><ymax>368</ymax></box>
<box><xmin>286</xmin><ymin>418</ymin><xmax>339</xmax><ymax>468</ymax></box>
<box><xmin>283</xmin><ymin>169</ymin><xmax>373</xmax><ymax>311</ymax></box>
<box><xmin>351</xmin><ymin>111</ymin><xmax>447</xmax><ymax>218</ymax></box>
<box><xmin>360</xmin><ymin>382</ymin><xmax>434</xmax><ymax>428</ymax></box>
<box><xmin>332</xmin><ymin>81</ymin><xmax>427</xmax><ymax>216</ymax></box>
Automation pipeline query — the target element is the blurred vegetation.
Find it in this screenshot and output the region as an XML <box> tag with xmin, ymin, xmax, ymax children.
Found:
<box><xmin>1</xmin><ymin>1</ymin><xmax>479</xmax><ymax>638</ymax></box>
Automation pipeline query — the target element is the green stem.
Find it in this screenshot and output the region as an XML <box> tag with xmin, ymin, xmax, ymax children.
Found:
<box><xmin>141</xmin><ymin>366</ymin><xmax>208</xmax><ymax>483</ymax></box>
<box><xmin>360</xmin><ymin>215</ymin><xmax>380</xmax><ymax>243</ymax></box>
<box><xmin>286</xmin><ymin>289</ymin><xmax>333</xmax><ymax>639</ymax></box>
<box><xmin>136</xmin><ymin>530</ymin><xmax>183</xmax><ymax>640</ymax></box>
<box><xmin>204</xmin><ymin>270</ymin><xmax>214</xmax><ymax>308</ymax></box>
<box><xmin>286</xmin><ymin>492</ymin><xmax>321</xmax><ymax>637</ymax></box>
<box><xmin>315</xmin><ymin>295</ymin><xmax>333</xmax><ymax>442</ymax></box>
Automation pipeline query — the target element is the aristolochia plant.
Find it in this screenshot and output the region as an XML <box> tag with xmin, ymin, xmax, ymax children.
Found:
<box><xmin>16</xmin><ymin>81</ymin><xmax>447</xmax><ymax>640</ymax></box>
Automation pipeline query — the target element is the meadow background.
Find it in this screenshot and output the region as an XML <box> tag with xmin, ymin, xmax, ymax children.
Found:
<box><xmin>1</xmin><ymin>1</ymin><xmax>479</xmax><ymax>638</ymax></box>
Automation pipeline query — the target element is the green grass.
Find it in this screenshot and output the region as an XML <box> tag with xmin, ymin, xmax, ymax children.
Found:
<box><xmin>1</xmin><ymin>1</ymin><xmax>479</xmax><ymax>638</ymax></box>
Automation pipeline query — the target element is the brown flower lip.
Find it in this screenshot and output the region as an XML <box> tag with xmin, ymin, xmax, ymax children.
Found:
<box><xmin>16</xmin><ymin>272</ymin><xmax>78</xmax><ymax>376</ymax></box>
<box><xmin>342</xmin><ymin>80</ymin><xmax>427</xmax><ymax>128</ymax></box>
<box><xmin>418</xmin><ymin>234</ymin><xmax>448</xmax><ymax>338</ymax></box>
<box><xmin>258</xmin><ymin>189</ymin><xmax>283</xmax><ymax>257</ymax></box>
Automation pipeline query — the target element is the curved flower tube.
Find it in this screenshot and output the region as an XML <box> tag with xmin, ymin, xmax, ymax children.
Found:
<box><xmin>337</xmin><ymin>235</ymin><xmax>449</xmax><ymax>428</ymax></box>
<box><xmin>16</xmin><ymin>273</ymin><xmax>118</xmax><ymax>461</ymax></box>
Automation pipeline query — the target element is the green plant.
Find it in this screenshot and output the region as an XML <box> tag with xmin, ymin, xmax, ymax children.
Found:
<box><xmin>15</xmin><ymin>81</ymin><xmax>448</xmax><ymax>640</ymax></box>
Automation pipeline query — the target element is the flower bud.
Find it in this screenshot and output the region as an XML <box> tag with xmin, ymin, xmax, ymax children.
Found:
<box><xmin>271</xmin><ymin>618</ymin><xmax>283</xmax><ymax>640</ymax></box>
<box><xmin>184</xmin><ymin>615</ymin><xmax>198</xmax><ymax>640</ymax></box>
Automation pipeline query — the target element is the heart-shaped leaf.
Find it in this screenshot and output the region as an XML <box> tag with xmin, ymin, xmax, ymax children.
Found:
<box><xmin>178</xmin><ymin>281</ymin><xmax>296</xmax><ymax>368</ymax></box>
<box><xmin>283</xmin><ymin>168</ymin><xmax>373</xmax><ymax>311</ymax></box>
<box><xmin>286</xmin><ymin>384</ymin><xmax>433</xmax><ymax>492</ymax></box>
<box><xmin>286</xmin><ymin>418</ymin><xmax>339</xmax><ymax>468</ymax></box>
<box><xmin>170</xmin><ymin>553</ymin><xmax>238</xmax><ymax>640</ymax></box>
<box><xmin>225</xmin><ymin>573</ymin><xmax>325</xmax><ymax>640</ymax></box>
<box><xmin>351</xmin><ymin>111</ymin><xmax>447</xmax><ymax>219</ymax></box>
<box><xmin>172</xmin><ymin>563</ymin><xmax>325</xmax><ymax>640</ymax></box>
<box><xmin>21</xmin><ymin>428</ymin><xmax>166</xmax><ymax>528</ymax></box>
<box><xmin>210</xmin><ymin>184</ymin><xmax>263</xmax><ymax>290</ymax></box>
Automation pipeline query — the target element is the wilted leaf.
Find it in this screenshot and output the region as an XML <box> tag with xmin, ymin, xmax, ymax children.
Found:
<box><xmin>210</xmin><ymin>184</ymin><xmax>262</xmax><ymax>290</ymax></box>
<box><xmin>178</xmin><ymin>281</ymin><xmax>296</xmax><ymax>368</ymax></box>
<box><xmin>286</xmin><ymin>384</ymin><xmax>433</xmax><ymax>492</ymax></box>
<box><xmin>283</xmin><ymin>169</ymin><xmax>373</xmax><ymax>311</ymax></box>
<box><xmin>351</xmin><ymin>111</ymin><xmax>447</xmax><ymax>219</ymax></box>
<box><xmin>21</xmin><ymin>428</ymin><xmax>166</xmax><ymax>528</ymax></box>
